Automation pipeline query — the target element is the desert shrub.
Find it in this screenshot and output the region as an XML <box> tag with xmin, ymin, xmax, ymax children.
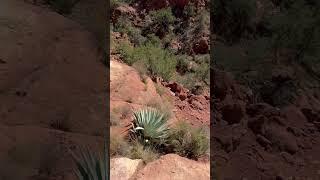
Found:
<box><xmin>118</xmin><ymin>42</ymin><xmax>177</xmax><ymax>81</ymax></box>
<box><xmin>183</xmin><ymin>3</ymin><xmax>196</xmax><ymax>18</ymax></box>
<box><xmin>111</xmin><ymin>0</ymin><xmax>134</xmax><ymax>10</ymax></box>
<box><xmin>117</xmin><ymin>42</ymin><xmax>137</xmax><ymax>65</ymax></box>
<box><xmin>114</xmin><ymin>16</ymin><xmax>146</xmax><ymax>46</ymax></box>
<box><xmin>150</xmin><ymin>7</ymin><xmax>175</xmax><ymax>24</ymax></box>
<box><xmin>195</xmin><ymin>63</ymin><xmax>210</xmax><ymax>85</ymax></box>
<box><xmin>176</xmin><ymin>55</ymin><xmax>190</xmax><ymax>74</ymax></box>
<box><xmin>110</xmin><ymin>113</ymin><xmax>120</xmax><ymax>126</ymax></box>
<box><xmin>176</xmin><ymin>73</ymin><xmax>197</xmax><ymax>90</ymax></box>
<box><xmin>128</xmin><ymin>108</ymin><xmax>170</xmax><ymax>146</ymax></box>
<box><xmin>194</xmin><ymin>10</ymin><xmax>210</xmax><ymax>35</ymax></box>
<box><xmin>132</xmin><ymin>61</ymin><xmax>148</xmax><ymax>83</ymax></box>
<box><xmin>110</xmin><ymin>136</ymin><xmax>130</xmax><ymax>156</ymax></box>
<box><xmin>148</xmin><ymin>8</ymin><xmax>176</xmax><ymax>38</ymax></box>
<box><xmin>155</xmin><ymin>84</ymin><xmax>166</xmax><ymax>96</ymax></box>
<box><xmin>144</xmin><ymin>34</ymin><xmax>162</xmax><ymax>47</ymax></box>
<box><xmin>127</xmin><ymin>141</ymin><xmax>159</xmax><ymax>163</ymax></box>
<box><xmin>145</xmin><ymin>44</ymin><xmax>177</xmax><ymax>81</ymax></box>
<box><xmin>168</xmin><ymin>122</ymin><xmax>209</xmax><ymax>159</ymax></box>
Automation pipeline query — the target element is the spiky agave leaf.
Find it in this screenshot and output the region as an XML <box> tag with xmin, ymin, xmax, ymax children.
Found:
<box><xmin>70</xmin><ymin>138</ymin><xmax>109</xmax><ymax>180</ymax></box>
<box><xmin>130</xmin><ymin>108</ymin><xmax>170</xmax><ymax>144</ymax></box>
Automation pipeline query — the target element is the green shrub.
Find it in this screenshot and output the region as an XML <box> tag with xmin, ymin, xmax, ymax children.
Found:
<box><xmin>168</xmin><ymin>122</ymin><xmax>209</xmax><ymax>159</ymax></box>
<box><xmin>195</xmin><ymin>63</ymin><xmax>210</xmax><ymax>85</ymax></box>
<box><xmin>194</xmin><ymin>10</ymin><xmax>210</xmax><ymax>35</ymax></box>
<box><xmin>128</xmin><ymin>108</ymin><xmax>170</xmax><ymax>146</ymax></box>
<box><xmin>183</xmin><ymin>3</ymin><xmax>196</xmax><ymax>18</ymax></box>
<box><xmin>145</xmin><ymin>34</ymin><xmax>162</xmax><ymax>47</ymax></box>
<box><xmin>176</xmin><ymin>55</ymin><xmax>190</xmax><ymax>74</ymax></box>
<box><xmin>114</xmin><ymin>16</ymin><xmax>146</xmax><ymax>46</ymax></box>
<box><xmin>132</xmin><ymin>61</ymin><xmax>148</xmax><ymax>83</ymax></box>
<box><xmin>111</xmin><ymin>0</ymin><xmax>134</xmax><ymax>10</ymax></box>
<box><xmin>150</xmin><ymin>7</ymin><xmax>175</xmax><ymax>26</ymax></box>
<box><xmin>149</xmin><ymin>8</ymin><xmax>176</xmax><ymax>37</ymax></box>
<box><xmin>117</xmin><ymin>42</ymin><xmax>137</xmax><ymax>65</ymax></box>
<box><xmin>118</xmin><ymin>42</ymin><xmax>177</xmax><ymax>81</ymax></box>
<box><xmin>145</xmin><ymin>44</ymin><xmax>177</xmax><ymax>81</ymax></box>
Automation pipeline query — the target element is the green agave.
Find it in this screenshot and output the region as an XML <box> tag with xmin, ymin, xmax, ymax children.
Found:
<box><xmin>130</xmin><ymin>108</ymin><xmax>170</xmax><ymax>144</ymax></box>
<box><xmin>70</xmin><ymin>136</ymin><xmax>109</xmax><ymax>180</ymax></box>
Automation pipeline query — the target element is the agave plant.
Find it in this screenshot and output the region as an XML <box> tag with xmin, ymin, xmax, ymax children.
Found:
<box><xmin>70</xmin><ymin>135</ymin><xmax>109</xmax><ymax>180</ymax></box>
<box><xmin>129</xmin><ymin>108</ymin><xmax>170</xmax><ymax>145</ymax></box>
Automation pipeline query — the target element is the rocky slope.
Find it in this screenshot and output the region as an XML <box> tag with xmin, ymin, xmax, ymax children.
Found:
<box><xmin>0</xmin><ymin>0</ymin><xmax>106</xmax><ymax>179</ymax></box>
<box><xmin>212</xmin><ymin>69</ymin><xmax>320</xmax><ymax>179</ymax></box>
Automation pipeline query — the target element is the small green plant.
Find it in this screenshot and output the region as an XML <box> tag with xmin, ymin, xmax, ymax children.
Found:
<box><xmin>128</xmin><ymin>108</ymin><xmax>170</xmax><ymax>146</ymax></box>
<box><xmin>168</xmin><ymin>122</ymin><xmax>209</xmax><ymax>159</ymax></box>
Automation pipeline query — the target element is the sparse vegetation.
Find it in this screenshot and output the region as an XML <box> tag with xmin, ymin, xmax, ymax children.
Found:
<box><xmin>168</xmin><ymin>122</ymin><xmax>209</xmax><ymax>159</ymax></box>
<box><xmin>110</xmin><ymin>112</ymin><xmax>120</xmax><ymax>126</ymax></box>
<box><xmin>110</xmin><ymin>135</ymin><xmax>130</xmax><ymax>156</ymax></box>
<box><xmin>127</xmin><ymin>140</ymin><xmax>160</xmax><ymax>163</ymax></box>
<box><xmin>117</xmin><ymin>42</ymin><xmax>177</xmax><ymax>81</ymax></box>
<box><xmin>113</xmin><ymin>106</ymin><xmax>131</xmax><ymax>119</ymax></box>
<box><xmin>109</xmin><ymin>0</ymin><xmax>210</xmax><ymax>166</ymax></box>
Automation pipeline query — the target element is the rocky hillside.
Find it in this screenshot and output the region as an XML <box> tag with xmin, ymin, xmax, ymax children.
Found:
<box><xmin>212</xmin><ymin>0</ymin><xmax>320</xmax><ymax>179</ymax></box>
<box><xmin>109</xmin><ymin>0</ymin><xmax>210</xmax><ymax>179</ymax></box>
<box><xmin>0</xmin><ymin>0</ymin><xmax>106</xmax><ymax>179</ymax></box>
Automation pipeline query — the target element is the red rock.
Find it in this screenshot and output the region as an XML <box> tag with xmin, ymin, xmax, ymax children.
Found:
<box><xmin>221</xmin><ymin>101</ymin><xmax>245</xmax><ymax>124</ymax></box>
<box><xmin>192</xmin><ymin>37</ymin><xmax>209</xmax><ymax>54</ymax></box>
<box><xmin>133</xmin><ymin>154</ymin><xmax>209</xmax><ymax>180</ymax></box>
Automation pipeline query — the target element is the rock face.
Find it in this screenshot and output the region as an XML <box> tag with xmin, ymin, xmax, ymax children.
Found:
<box><xmin>212</xmin><ymin>68</ymin><xmax>320</xmax><ymax>179</ymax></box>
<box><xmin>111</xmin><ymin>158</ymin><xmax>143</xmax><ymax>180</ymax></box>
<box><xmin>133</xmin><ymin>154</ymin><xmax>210</xmax><ymax>180</ymax></box>
<box><xmin>192</xmin><ymin>37</ymin><xmax>209</xmax><ymax>54</ymax></box>
<box><xmin>0</xmin><ymin>0</ymin><xmax>105</xmax><ymax>179</ymax></box>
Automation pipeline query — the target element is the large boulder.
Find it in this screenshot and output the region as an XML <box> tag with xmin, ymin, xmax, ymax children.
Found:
<box><xmin>111</xmin><ymin>157</ymin><xmax>143</xmax><ymax>180</ymax></box>
<box><xmin>134</xmin><ymin>154</ymin><xmax>209</xmax><ymax>180</ymax></box>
